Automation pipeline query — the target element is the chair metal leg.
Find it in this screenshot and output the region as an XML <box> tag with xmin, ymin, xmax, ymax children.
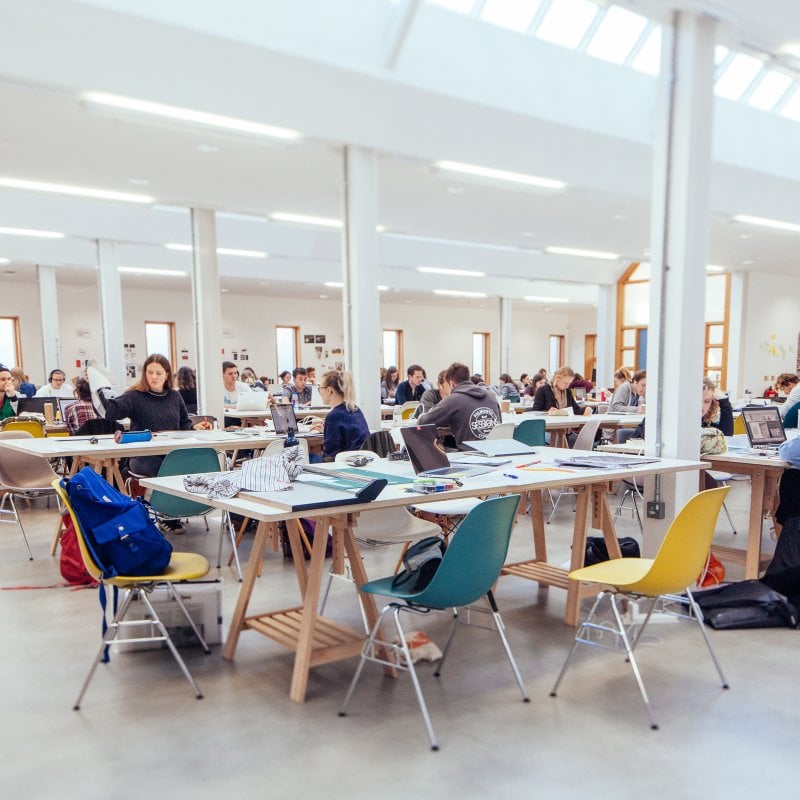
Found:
<box><xmin>486</xmin><ymin>591</ymin><xmax>529</xmax><ymax>702</ymax></box>
<box><xmin>685</xmin><ymin>588</ymin><xmax>730</xmax><ymax>689</ymax></box>
<box><xmin>722</xmin><ymin>501</ymin><xmax>738</xmax><ymax>535</ymax></box>
<box><xmin>339</xmin><ymin>606</ymin><xmax>389</xmax><ymax>716</ymax></box>
<box><xmin>6</xmin><ymin>494</ymin><xmax>34</xmax><ymax>560</ymax></box>
<box><xmin>219</xmin><ymin>512</ymin><xmax>242</xmax><ymax>581</ymax></box>
<box><xmin>432</xmin><ymin>609</ymin><xmax>460</xmax><ymax>678</ymax></box>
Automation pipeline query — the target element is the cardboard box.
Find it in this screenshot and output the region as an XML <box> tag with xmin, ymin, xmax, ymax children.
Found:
<box><xmin>116</xmin><ymin>580</ymin><xmax>223</xmax><ymax>651</ymax></box>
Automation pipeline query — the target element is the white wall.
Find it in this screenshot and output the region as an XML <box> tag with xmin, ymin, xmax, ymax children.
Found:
<box><xmin>1</xmin><ymin>281</ymin><xmax>44</xmax><ymax>383</ymax></box>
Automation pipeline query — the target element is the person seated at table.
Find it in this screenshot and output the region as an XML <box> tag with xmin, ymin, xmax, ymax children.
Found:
<box><xmin>100</xmin><ymin>353</ymin><xmax>211</xmax><ymax>489</ymax></box>
<box><xmin>523</xmin><ymin>372</ymin><xmax>547</xmax><ymax>398</ymax></box>
<box><xmin>0</xmin><ymin>364</ymin><xmax>22</xmax><ymax>420</ymax></box>
<box><xmin>776</xmin><ymin>373</ymin><xmax>800</xmax><ymax>418</ymax></box>
<box><xmin>702</xmin><ymin>377</ymin><xmax>733</xmax><ymax>436</ymax></box>
<box><xmin>281</xmin><ymin>367</ymin><xmax>312</xmax><ymax>406</ymax></box>
<box><xmin>381</xmin><ymin>365</ymin><xmax>400</xmax><ymax>403</ymax></box>
<box><xmin>310</xmin><ymin>369</ymin><xmax>369</xmax><ymax>461</ymax></box>
<box><xmin>608</xmin><ymin>369</ymin><xmax>646</xmax><ymax>413</ymax></box>
<box><xmin>417</xmin><ymin>362</ymin><xmax>500</xmax><ymax>449</ymax></box>
<box><xmin>395</xmin><ymin>364</ymin><xmax>425</xmax><ymax>406</ymax></box>
<box><xmin>240</xmin><ymin>366</ymin><xmax>265</xmax><ymax>391</ymax></box>
<box><xmin>305</xmin><ymin>366</ymin><xmax>317</xmax><ymax>386</ymax></box>
<box><xmin>64</xmin><ymin>378</ymin><xmax>99</xmax><ymax>434</ymax></box>
<box><xmin>223</xmin><ymin>361</ymin><xmax>252</xmax><ymax>409</ymax></box>
<box><xmin>279</xmin><ymin>370</ymin><xmax>292</xmax><ymax>390</ymax></box>
<box><xmin>34</xmin><ymin>369</ymin><xmax>74</xmax><ymax>399</ymax></box>
<box><xmin>496</xmin><ymin>373</ymin><xmax>519</xmax><ymax>400</ymax></box>
<box><xmin>10</xmin><ymin>367</ymin><xmax>36</xmax><ymax>398</ymax></box>
<box><xmin>175</xmin><ymin>366</ymin><xmax>197</xmax><ymax>412</ymax></box>
<box><xmin>569</xmin><ymin>372</ymin><xmax>594</xmax><ymax>393</ymax></box>
<box><xmin>533</xmin><ymin>366</ymin><xmax>593</xmax><ymax>416</ymax></box>
<box><xmin>420</xmin><ymin>370</ymin><xmax>451</xmax><ymax>412</ymax></box>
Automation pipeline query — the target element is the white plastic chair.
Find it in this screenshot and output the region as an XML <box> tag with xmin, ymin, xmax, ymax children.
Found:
<box><xmin>486</xmin><ymin>422</ymin><xmax>515</xmax><ymax>440</ymax></box>
<box><xmin>548</xmin><ymin>418</ymin><xmax>601</xmax><ymax>523</ymax></box>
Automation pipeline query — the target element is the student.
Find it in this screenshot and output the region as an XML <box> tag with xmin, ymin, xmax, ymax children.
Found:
<box><xmin>420</xmin><ymin>370</ymin><xmax>451</xmax><ymax>412</ymax></box>
<box><xmin>34</xmin><ymin>369</ymin><xmax>74</xmax><ymax>399</ymax></box>
<box><xmin>776</xmin><ymin>373</ymin><xmax>800</xmax><ymax>418</ymax></box>
<box><xmin>608</xmin><ymin>369</ymin><xmax>646</xmax><ymax>413</ymax></box>
<box><xmin>417</xmin><ymin>362</ymin><xmax>500</xmax><ymax>448</ymax></box>
<box><xmin>175</xmin><ymin>366</ymin><xmax>197</xmax><ymax>411</ymax></box>
<box><xmin>281</xmin><ymin>367</ymin><xmax>312</xmax><ymax>406</ymax></box>
<box><xmin>0</xmin><ymin>365</ymin><xmax>22</xmax><ymax>420</ymax></box>
<box><xmin>241</xmin><ymin>367</ymin><xmax>265</xmax><ymax>390</ymax></box>
<box><xmin>10</xmin><ymin>367</ymin><xmax>36</xmax><ymax>398</ymax></box>
<box><xmin>381</xmin><ymin>366</ymin><xmax>399</xmax><ymax>402</ymax></box>
<box><xmin>222</xmin><ymin>361</ymin><xmax>252</xmax><ymax>408</ymax></box>
<box><xmin>613</xmin><ymin>367</ymin><xmax>632</xmax><ymax>389</ymax></box>
<box><xmin>395</xmin><ymin>364</ymin><xmax>425</xmax><ymax>405</ymax></box>
<box><xmin>496</xmin><ymin>373</ymin><xmax>519</xmax><ymax>400</ymax></box>
<box><xmin>279</xmin><ymin>370</ymin><xmax>292</xmax><ymax>389</ymax></box>
<box><xmin>305</xmin><ymin>366</ymin><xmax>317</xmax><ymax>385</ymax></box>
<box><xmin>311</xmin><ymin>369</ymin><xmax>369</xmax><ymax>461</ymax></box>
<box><xmin>523</xmin><ymin>372</ymin><xmax>547</xmax><ymax>398</ymax></box>
<box><xmin>101</xmin><ymin>353</ymin><xmax>212</xmax><ymax>486</ymax></box>
<box><xmin>64</xmin><ymin>378</ymin><xmax>98</xmax><ymax>434</ymax></box>
<box><xmin>533</xmin><ymin>366</ymin><xmax>593</xmax><ymax>416</ymax></box>
<box><xmin>702</xmin><ymin>377</ymin><xmax>733</xmax><ymax>436</ymax></box>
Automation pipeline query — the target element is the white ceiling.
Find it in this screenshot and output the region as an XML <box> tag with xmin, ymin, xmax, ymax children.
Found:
<box><xmin>1</xmin><ymin>0</ymin><xmax>799</xmax><ymax>311</ymax></box>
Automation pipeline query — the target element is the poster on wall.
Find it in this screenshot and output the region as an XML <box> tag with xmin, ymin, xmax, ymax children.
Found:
<box><xmin>124</xmin><ymin>343</ymin><xmax>137</xmax><ymax>363</ymax></box>
<box><xmin>304</xmin><ymin>334</ymin><xmax>314</xmax><ymax>344</ymax></box>
<box><xmin>75</xmin><ymin>327</ymin><xmax>92</xmax><ymax>339</ymax></box>
<box><xmin>126</xmin><ymin>365</ymin><xmax>137</xmax><ymax>379</ymax></box>
<box><xmin>180</xmin><ymin>347</ymin><xmax>189</xmax><ymax>361</ymax></box>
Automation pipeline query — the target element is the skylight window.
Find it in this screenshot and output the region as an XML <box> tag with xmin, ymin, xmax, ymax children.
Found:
<box><xmin>427</xmin><ymin>0</ymin><xmax>478</xmax><ymax>14</ymax></box>
<box><xmin>778</xmin><ymin>86</ymin><xmax>800</xmax><ymax>121</ymax></box>
<box><xmin>585</xmin><ymin>6</ymin><xmax>648</xmax><ymax>65</ymax></box>
<box><xmin>480</xmin><ymin>0</ymin><xmax>543</xmax><ymax>33</ymax></box>
<box><xmin>746</xmin><ymin>69</ymin><xmax>794</xmax><ymax>111</ymax></box>
<box><xmin>630</xmin><ymin>26</ymin><xmax>661</xmax><ymax>75</ymax></box>
<box><xmin>714</xmin><ymin>53</ymin><xmax>764</xmax><ymax>100</ymax></box>
<box><xmin>535</xmin><ymin>0</ymin><xmax>599</xmax><ymax>49</ymax></box>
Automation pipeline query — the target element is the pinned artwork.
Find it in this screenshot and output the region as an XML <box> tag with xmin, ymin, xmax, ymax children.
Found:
<box><xmin>304</xmin><ymin>335</ymin><xmax>315</xmax><ymax>343</ymax></box>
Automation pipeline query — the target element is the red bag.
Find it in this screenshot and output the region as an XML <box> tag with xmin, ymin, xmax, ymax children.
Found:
<box><xmin>59</xmin><ymin>514</ymin><xmax>96</xmax><ymax>586</ymax></box>
<box><xmin>698</xmin><ymin>550</ymin><xmax>726</xmax><ymax>588</ymax></box>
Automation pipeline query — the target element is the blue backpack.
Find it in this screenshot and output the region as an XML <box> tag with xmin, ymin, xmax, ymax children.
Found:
<box><xmin>65</xmin><ymin>467</ymin><xmax>172</xmax><ymax>578</ymax></box>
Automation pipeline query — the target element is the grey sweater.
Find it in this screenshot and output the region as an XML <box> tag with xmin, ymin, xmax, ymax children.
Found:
<box><xmin>418</xmin><ymin>382</ymin><xmax>500</xmax><ymax>448</ymax></box>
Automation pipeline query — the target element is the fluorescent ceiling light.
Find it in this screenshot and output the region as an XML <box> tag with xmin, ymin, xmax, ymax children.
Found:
<box><xmin>435</xmin><ymin>160</ymin><xmax>566</xmax><ymax>190</ymax></box>
<box><xmin>545</xmin><ymin>245</ymin><xmax>619</xmax><ymax>260</ymax></box>
<box><xmin>164</xmin><ymin>243</ymin><xmax>267</xmax><ymax>258</ymax></box>
<box><xmin>119</xmin><ymin>267</ymin><xmax>187</xmax><ymax>276</ymax></box>
<box><xmin>378</xmin><ymin>285</ymin><xmax>389</xmax><ymax>291</ymax></box>
<box><xmin>323</xmin><ymin>281</ymin><xmax>343</xmax><ymax>288</ymax></box>
<box><xmin>433</xmin><ymin>289</ymin><xmax>487</xmax><ymax>298</ymax></box>
<box><xmin>417</xmin><ymin>266</ymin><xmax>486</xmax><ymax>277</ymax></box>
<box><xmin>270</xmin><ymin>212</ymin><xmax>342</xmax><ymax>228</ymax></box>
<box><xmin>83</xmin><ymin>91</ymin><xmax>301</xmax><ymax>141</ymax></box>
<box><xmin>524</xmin><ymin>295</ymin><xmax>569</xmax><ymax>303</ymax></box>
<box><xmin>734</xmin><ymin>214</ymin><xmax>800</xmax><ymax>233</ymax></box>
<box><xmin>0</xmin><ymin>257</ymin><xmax>9</xmax><ymax>264</ymax></box>
<box><xmin>706</xmin><ymin>264</ymin><xmax>726</xmax><ymax>272</ymax></box>
<box><xmin>0</xmin><ymin>226</ymin><xmax>65</xmax><ymax>239</ymax></box>
<box><xmin>0</xmin><ymin>176</ymin><xmax>154</xmax><ymax>204</ymax></box>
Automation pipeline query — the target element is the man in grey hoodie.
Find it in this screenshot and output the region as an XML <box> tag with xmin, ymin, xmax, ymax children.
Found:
<box><xmin>417</xmin><ymin>362</ymin><xmax>500</xmax><ymax>449</ymax></box>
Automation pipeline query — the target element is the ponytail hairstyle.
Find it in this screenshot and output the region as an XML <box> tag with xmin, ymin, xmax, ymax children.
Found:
<box><xmin>322</xmin><ymin>369</ymin><xmax>358</xmax><ymax>411</ymax></box>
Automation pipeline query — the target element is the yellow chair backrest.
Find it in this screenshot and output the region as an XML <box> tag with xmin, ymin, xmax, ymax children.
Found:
<box><xmin>52</xmin><ymin>480</ymin><xmax>105</xmax><ymax>582</ymax></box>
<box><xmin>733</xmin><ymin>414</ymin><xmax>746</xmax><ymax>435</ymax></box>
<box><xmin>2</xmin><ymin>419</ymin><xmax>45</xmax><ymax>438</ymax></box>
<box><xmin>624</xmin><ymin>486</ymin><xmax>729</xmax><ymax>596</ymax></box>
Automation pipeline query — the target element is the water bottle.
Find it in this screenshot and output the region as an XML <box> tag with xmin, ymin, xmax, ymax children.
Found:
<box><xmin>291</xmin><ymin>391</ymin><xmax>299</xmax><ymax>411</ymax></box>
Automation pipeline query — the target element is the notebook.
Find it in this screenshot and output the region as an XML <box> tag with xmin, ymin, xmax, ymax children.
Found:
<box><xmin>461</xmin><ymin>439</ymin><xmax>535</xmax><ymax>457</ymax></box>
<box><xmin>400</xmin><ymin>425</ymin><xmax>498</xmax><ymax>478</ymax></box>
<box><xmin>742</xmin><ymin>406</ymin><xmax>786</xmax><ymax>450</ymax></box>
<box><xmin>235</xmin><ymin>391</ymin><xmax>268</xmax><ymax>412</ymax></box>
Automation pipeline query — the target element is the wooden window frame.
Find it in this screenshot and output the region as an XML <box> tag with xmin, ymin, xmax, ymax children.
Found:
<box><xmin>144</xmin><ymin>320</ymin><xmax>177</xmax><ymax>368</ymax></box>
<box><xmin>0</xmin><ymin>316</ymin><xmax>22</xmax><ymax>368</ymax></box>
<box><xmin>382</xmin><ymin>328</ymin><xmax>404</xmax><ymax>375</ymax></box>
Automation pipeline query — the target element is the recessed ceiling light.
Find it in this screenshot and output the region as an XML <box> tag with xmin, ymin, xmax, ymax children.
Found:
<box><xmin>433</xmin><ymin>289</ymin><xmax>487</xmax><ymax>298</ymax></box>
<box><xmin>221</xmin><ymin>288</ymin><xmax>229</xmax><ymax>293</ymax></box>
<box><xmin>739</xmin><ymin>233</ymin><xmax>753</xmax><ymax>239</ymax></box>
<box><xmin>545</xmin><ymin>246</ymin><xmax>619</xmax><ymax>260</ymax></box>
<box><xmin>0</xmin><ymin>257</ymin><xmax>9</xmax><ymax>264</ymax></box>
<box><xmin>435</xmin><ymin>160</ymin><xmax>566</xmax><ymax>190</ymax></box>
<box><xmin>164</xmin><ymin>243</ymin><xmax>267</xmax><ymax>258</ymax></box>
<box><xmin>613</xmin><ymin>214</ymin><xmax>628</xmax><ymax>221</ymax></box>
<box><xmin>82</xmin><ymin>91</ymin><xmax>302</xmax><ymax>141</ymax></box>
<box><xmin>734</xmin><ymin>214</ymin><xmax>800</xmax><ymax>233</ymax></box>
<box><xmin>118</xmin><ymin>267</ymin><xmax>187</xmax><ymax>276</ymax></box>
<box><xmin>270</xmin><ymin>212</ymin><xmax>342</xmax><ymax>228</ymax></box>
<box><xmin>417</xmin><ymin>266</ymin><xmax>486</xmax><ymax>277</ymax></box>
<box><xmin>521</xmin><ymin>231</ymin><xmax>536</xmax><ymax>238</ymax></box>
<box><xmin>323</xmin><ymin>281</ymin><xmax>343</xmax><ymax>288</ymax></box>
<box><xmin>706</xmin><ymin>264</ymin><xmax>726</xmax><ymax>272</ymax></box>
<box><xmin>524</xmin><ymin>295</ymin><xmax>569</xmax><ymax>303</ymax></box>
<box><xmin>0</xmin><ymin>226</ymin><xmax>65</xmax><ymax>239</ymax></box>
<box><xmin>378</xmin><ymin>285</ymin><xmax>389</xmax><ymax>291</ymax></box>
<box><xmin>196</xmin><ymin>144</ymin><xmax>220</xmax><ymax>153</ymax></box>
<box><xmin>319</xmin><ymin>294</ymin><xmax>329</xmax><ymax>299</ymax></box>
<box><xmin>375</xmin><ymin>224</ymin><xmax>387</xmax><ymax>233</ymax></box>
<box><xmin>446</xmin><ymin>186</ymin><xmax>464</xmax><ymax>194</ymax></box>
<box><xmin>741</xmin><ymin>259</ymin><xmax>755</xmax><ymax>265</ymax></box>
<box><xmin>0</xmin><ymin>176</ymin><xmax>154</xmax><ymax>204</ymax></box>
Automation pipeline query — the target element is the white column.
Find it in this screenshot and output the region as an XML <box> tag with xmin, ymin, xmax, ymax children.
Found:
<box><xmin>191</xmin><ymin>208</ymin><xmax>224</xmax><ymax>424</ymax></box>
<box><xmin>341</xmin><ymin>146</ymin><xmax>381</xmax><ymax>429</ymax></box>
<box><xmin>595</xmin><ymin>284</ymin><xmax>616</xmax><ymax>388</ymax></box>
<box><xmin>726</xmin><ymin>271</ymin><xmax>746</xmax><ymax>398</ymax></box>
<box><xmin>37</xmin><ymin>264</ymin><xmax>61</xmax><ymax>376</ymax></box>
<box><xmin>643</xmin><ymin>11</ymin><xmax>717</xmax><ymax>551</ymax></box>
<box><xmin>96</xmin><ymin>240</ymin><xmax>125</xmax><ymax>387</ymax></box>
<box><xmin>499</xmin><ymin>297</ymin><xmax>511</xmax><ymax>380</ymax></box>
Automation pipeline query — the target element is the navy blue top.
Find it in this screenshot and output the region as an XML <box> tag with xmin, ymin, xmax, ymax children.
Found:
<box><xmin>395</xmin><ymin>380</ymin><xmax>424</xmax><ymax>405</ymax></box>
<box><xmin>323</xmin><ymin>402</ymin><xmax>369</xmax><ymax>459</ymax></box>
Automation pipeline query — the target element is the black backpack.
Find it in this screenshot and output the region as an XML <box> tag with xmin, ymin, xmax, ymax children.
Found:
<box><xmin>391</xmin><ymin>536</ymin><xmax>446</xmax><ymax>594</ymax></box>
<box><xmin>690</xmin><ymin>580</ymin><xmax>798</xmax><ymax>630</ymax></box>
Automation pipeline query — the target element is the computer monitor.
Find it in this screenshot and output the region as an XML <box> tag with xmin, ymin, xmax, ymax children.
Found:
<box><xmin>741</xmin><ymin>406</ymin><xmax>786</xmax><ymax>448</ymax></box>
<box><xmin>17</xmin><ymin>397</ymin><xmax>49</xmax><ymax>414</ymax></box>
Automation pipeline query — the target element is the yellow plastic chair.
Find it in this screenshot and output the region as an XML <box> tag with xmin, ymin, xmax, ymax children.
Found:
<box><xmin>53</xmin><ymin>480</ymin><xmax>212</xmax><ymax>709</ymax></box>
<box><xmin>550</xmin><ymin>487</ymin><xmax>730</xmax><ymax>730</ymax></box>
<box><xmin>0</xmin><ymin>418</ymin><xmax>45</xmax><ymax>437</ymax></box>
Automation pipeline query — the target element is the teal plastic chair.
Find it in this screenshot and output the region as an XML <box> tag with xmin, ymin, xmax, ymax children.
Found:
<box><xmin>339</xmin><ymin>495</ymin><xmax>529</xmax><ymax>751</ymax></box>
<box><xmin>148</xmin><ymin>447</ymin><xmax>242</xmax><ymax>580</ymax></box>
<box><xmin>513</xmin><ymin>418</ymin><xmax>546</xmax><ymax>447</ymax></box>
<box><xmin>783</xmin><ymin>401</ymin><xmax>800</xmax><ymax>429</ymax></box>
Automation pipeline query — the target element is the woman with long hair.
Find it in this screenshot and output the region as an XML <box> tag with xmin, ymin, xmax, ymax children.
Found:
<box><xmin>381</xmin><ymin>365</ymin><xmax>400</xmax><ymax>402</ymax></box>
<box><xmin>532</xmin><ymin>366</ymin><xmax>593</xmax><ymax>416</ymax></box>
<box><xmin>312</xmin><ymin>369</ymin><xmax>369</xmax><ymax>460</ymax></box>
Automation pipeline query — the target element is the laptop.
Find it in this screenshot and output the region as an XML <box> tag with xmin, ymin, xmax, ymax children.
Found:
<box><xmin>572</xmin><ymin>387</ymin><xmax>587</xmax><ymax>401</ymax></box>
<box><xmin>400</xmin><ymin>425</ymin><xmax>499</xmax><ymax>478</ymax></box>
<box><xmin>270</xmin><ymin>404</ymin><xmax>299</xmax><ymax>434</ymax></box>
<box><xmin>235</xmin><ymin>391</ymin><xmax>268</xmax><ymax>412</ymax></box>
<box><xmin>742</xmin><ymin>406</ymin><xmax>786</xmax><ymax>450</ymax></box>
<box><xmin>58</xmin><ymin>397</ymin><xmax>78</xmax><ymax>419</ymax></box>
<box><xmin>462</xmin><ymin>439</ymin><xmax>536</xmax><ymax>458</ymax></box>
<box><xmin>17</xmin><ymin>397</ymin><xmax>49</xmax><ymax>414</ymax></box>
<box><xmin>310</xmin><ymin>384</ymin><xmax>325</xmax><ymax>407</ymax></box>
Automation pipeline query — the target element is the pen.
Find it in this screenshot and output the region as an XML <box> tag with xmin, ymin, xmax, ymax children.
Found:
<box><xmin>515</xmin><ymin>460</ymin><xmax>541</xmax><ymax>468</ymax></box>
<box><xmin>502</xmin><ymin>473</ymin><xmax>519</xmax><ymax>480</ymax></box>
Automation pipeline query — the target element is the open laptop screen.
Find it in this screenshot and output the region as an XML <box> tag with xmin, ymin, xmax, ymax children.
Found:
<box><xmin>742</xmin><ymin>406</ymin><xmax>786</xmax><ymax>447</ymax></box>
<box><xmin>270</xmin><ymin>404</ymin><xmax>298</xmax><ymax>434</ymax></box>
<box><xmin>399</xmin><ymin>425</ymin><xmax>450</xmax><ymax>474</ymax></box>
<box><xmin>17</xmin><ymin>397</ymin><xmax>49</xmax><ymax>414</ymax></box>
<box><xmin>58</xmin><ymin>397</ymin><xmax>78</xmax><ymax>419</ymax></box>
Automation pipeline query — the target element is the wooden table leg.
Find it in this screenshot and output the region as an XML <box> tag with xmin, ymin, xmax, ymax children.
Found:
<box><xmin>529</xmin><ymin>489</ymin><xmax>547</xmax><ymax>562</ymax></box>
<box><xmin>286</xmin><ymin>518</ymin><xmax>309</xmax><ymax>596</ymax></box>
<box><xmin>289</xmin><ymin>514</ymin><xmax>332</xmax><ymax>703</ymax></box>
<box><xmin>595</xmin><ymin>484</ymin><xmax>622</xmax><ymax>559</ymax></box>
<box><xmin>745</xmin><ymin>469</ymin><xmax>766</xmax><ymax>579</ymax></box>
<box><xmin>565</xmin><ymin>485</ymin><xmax>591</xmax><ymax>626</ymax></box>
<box><xmin>223</xmin><ymin>521</ymin><xmax>270</xmax><ymax>660</ymax></box>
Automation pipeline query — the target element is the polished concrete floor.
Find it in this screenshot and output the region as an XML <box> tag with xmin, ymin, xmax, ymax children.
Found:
<box><xmin>1</xmin><ymin>480</ymin><xmax>798</xmax><ymax>799</ymax></box>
